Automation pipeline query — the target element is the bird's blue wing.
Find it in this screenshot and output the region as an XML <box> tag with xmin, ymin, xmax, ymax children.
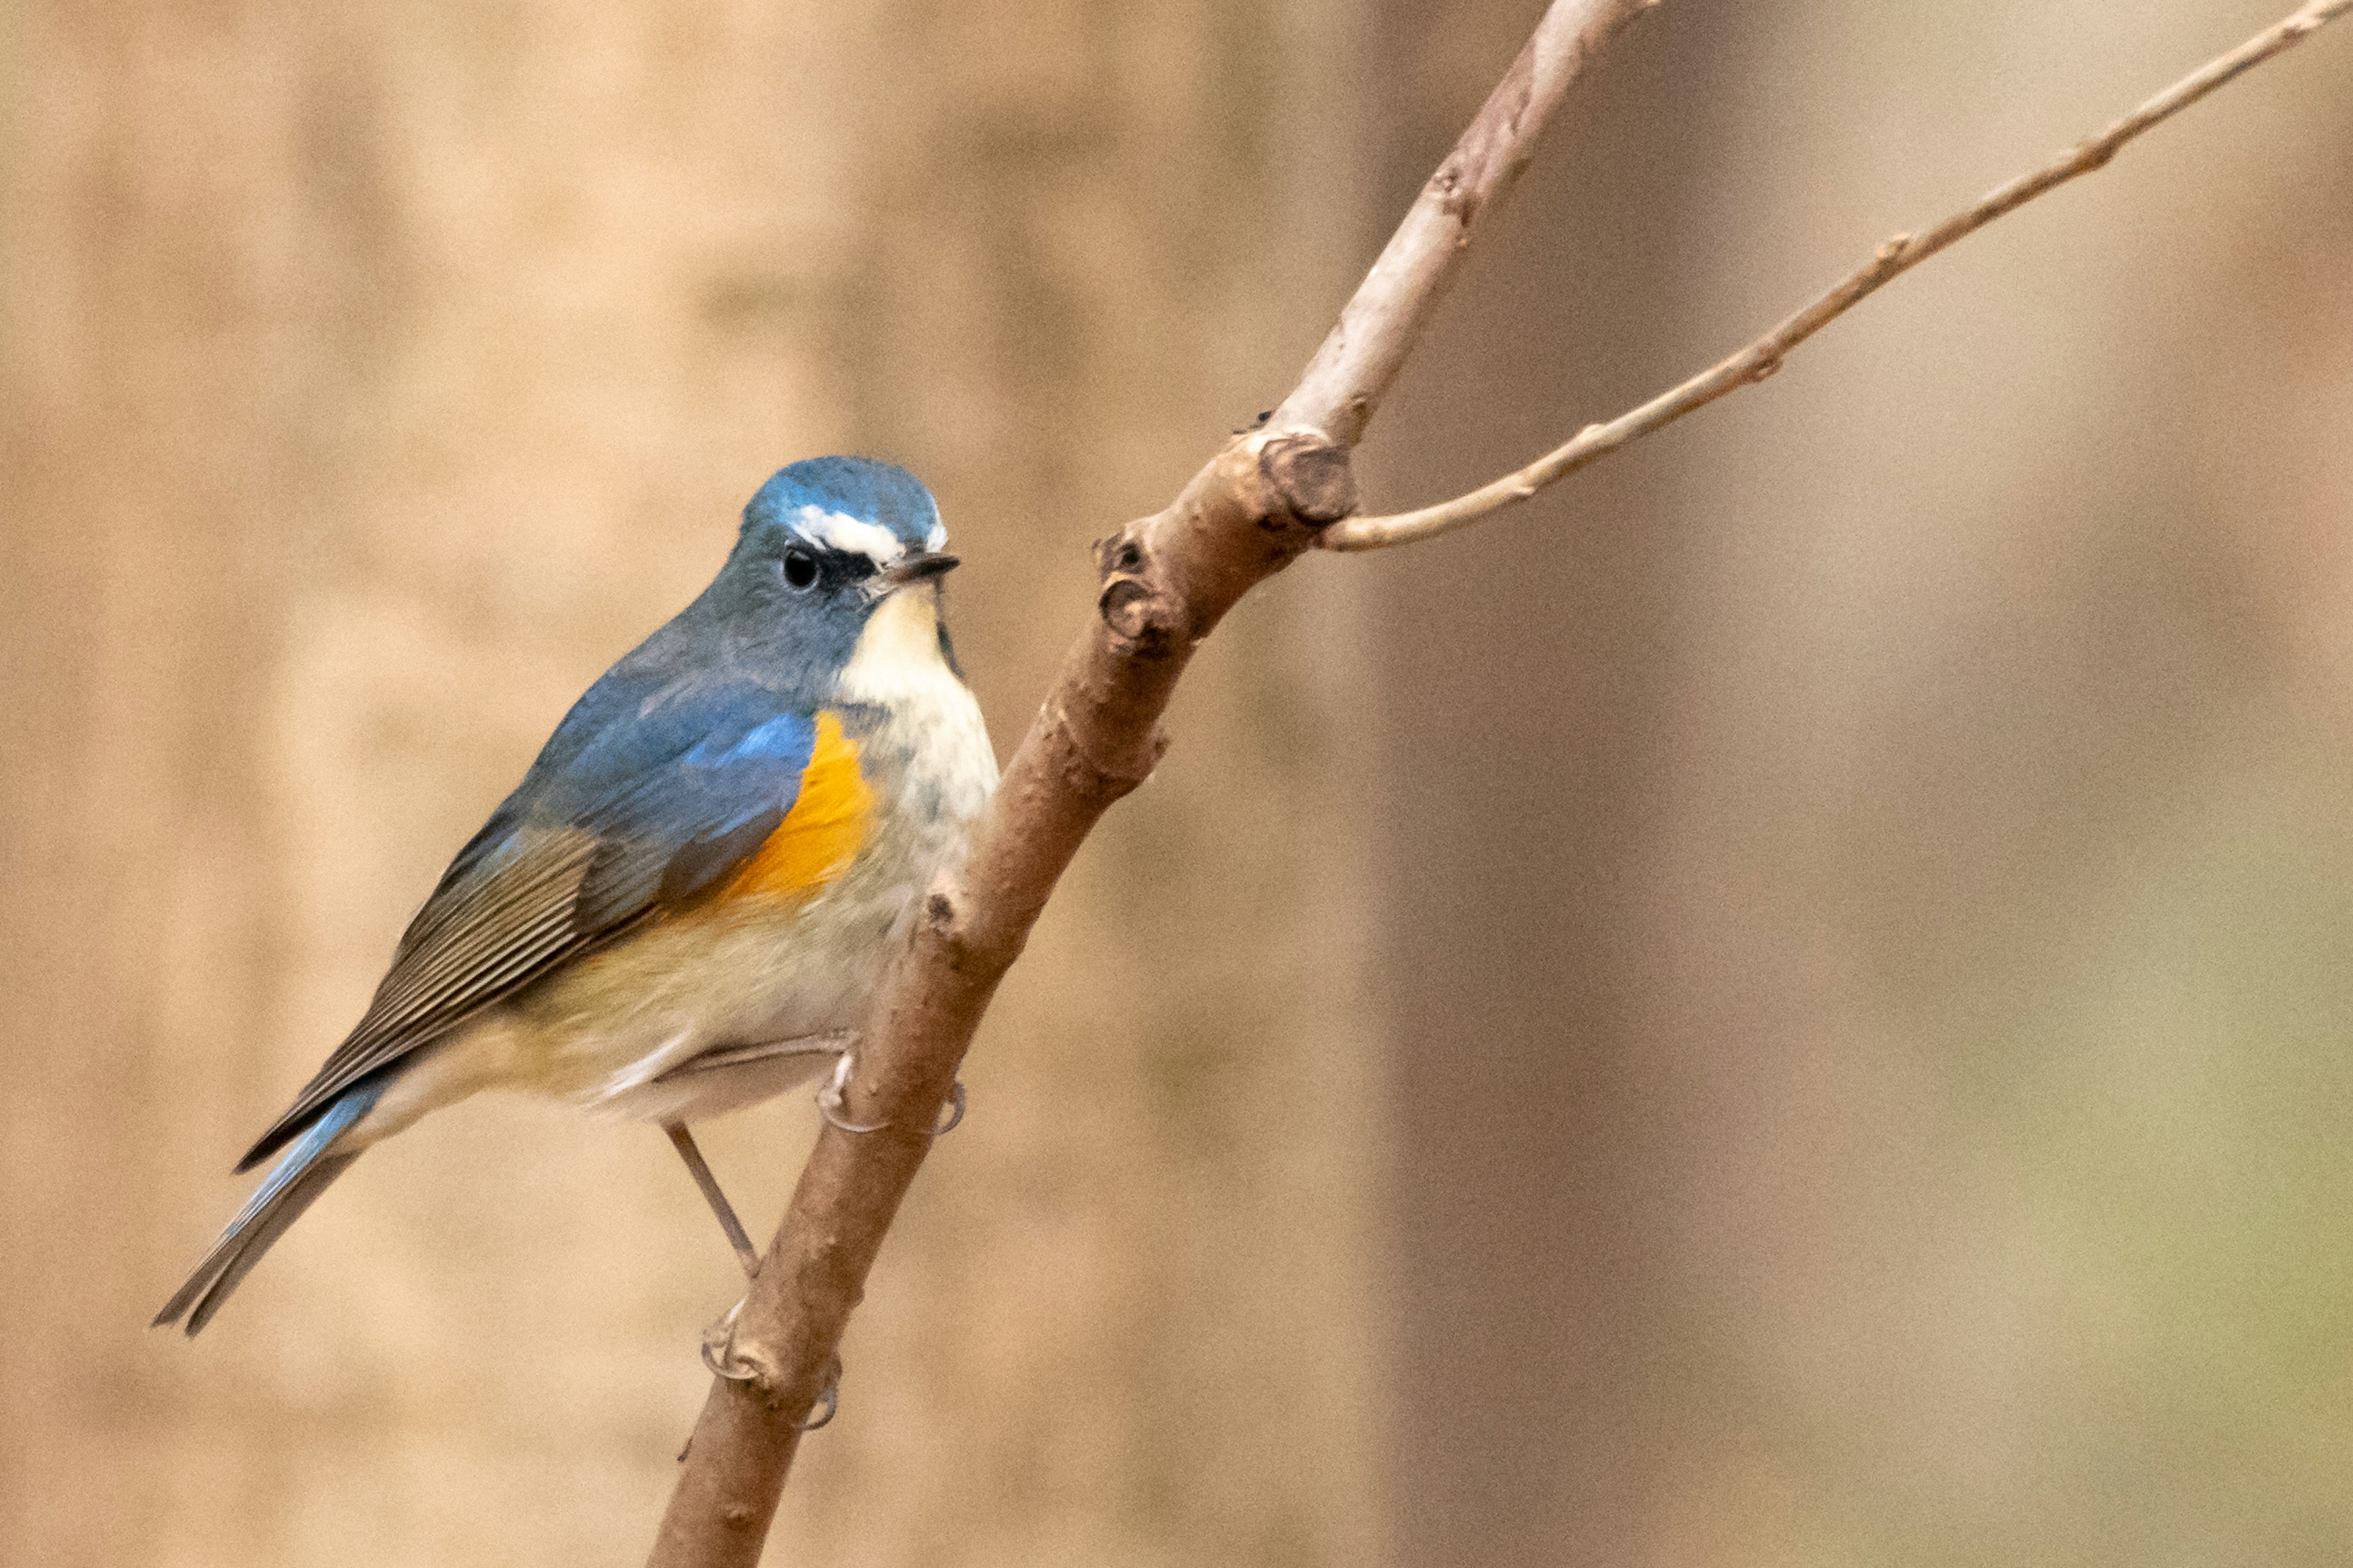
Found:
<box><xmin>566</xmin><ymin>694</ymin><xmax>823</xmax><ymax>926</ymax></box>
<box><xmin>238</xmin><ymin>669</ymin><xmax>820</xmax><ymax>1170</ymax></box>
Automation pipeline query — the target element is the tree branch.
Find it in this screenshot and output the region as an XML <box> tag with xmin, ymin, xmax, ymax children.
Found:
<box><xmin>641</xmin><ymin>2</ymin><xmax>1656</xmax><ymax>1563</ymax></box>
<box><xmin>1319</xmin><ymin>0</ymin><xmax>2352</xmax><ymax>553</ymax></box>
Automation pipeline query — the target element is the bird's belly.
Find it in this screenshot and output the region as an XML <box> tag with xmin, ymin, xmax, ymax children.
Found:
<box><xmin>465</xmin><ymin>874</ymin><xmax>914</xmax><ymax>1123</ymax></box>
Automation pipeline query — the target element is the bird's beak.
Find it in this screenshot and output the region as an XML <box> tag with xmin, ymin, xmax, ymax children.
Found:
<box><xmin>877</xmin><ymin>550</ymin><xmax>960</xmax><ymax>591</ymax></box>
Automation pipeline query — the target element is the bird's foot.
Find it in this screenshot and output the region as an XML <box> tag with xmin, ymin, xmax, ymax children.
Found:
<box><xmin>816</xmin><ymin>1052</ymin><xmax>966</xmax><ymax>1137</ymax></box>
<box><xmin>700</xmin><ymin>1298</ymin><xmax>840</xmax><ymax>1431</ymax></box>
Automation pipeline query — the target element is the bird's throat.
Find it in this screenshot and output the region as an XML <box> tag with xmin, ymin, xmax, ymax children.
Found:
<box><xmin>837</xmin><ymin>587</ymin><xmax>958</xmax><ymax>705</ymax></box>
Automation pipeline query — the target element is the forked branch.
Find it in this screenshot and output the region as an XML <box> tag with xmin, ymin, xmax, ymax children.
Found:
<box><xmin>1320</xmin><ymin>0</ymin><xmax>2352</xmax><ymax>551</ymax></box>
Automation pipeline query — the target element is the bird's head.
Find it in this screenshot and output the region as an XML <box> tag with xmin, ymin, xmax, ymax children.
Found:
<box><xmin>710</xmin><ymin>456</ymin><xmax>966</xmax><ymax>697</ymax></box>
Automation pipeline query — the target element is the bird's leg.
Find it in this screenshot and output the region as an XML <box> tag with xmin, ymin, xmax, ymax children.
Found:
<box><xmin>663</xmin><ymin>1122</ymin><xmax>760</xmax><ymax>1278</ymax></box>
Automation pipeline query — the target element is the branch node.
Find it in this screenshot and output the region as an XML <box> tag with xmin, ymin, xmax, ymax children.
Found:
<box><xmin>917</xmin><ymin>887</ymin><xmax>987</xmax><ymax>972</ymax></box>
<box><xmin>1090</xmin><ymin>526</ymin><xmax>1186</xmax><ymax>653</ymax></box>
<box><xmin>1092</xmin><ymin>532</ymin><xmax>1148</xmax><ymax>578</ymax></box>
<box><xmin>1434</xmin><ymin>161</ymin><xmax>1479</xmax><ymax>222</ymax></box>
<box><xmin>1097</xmin><ymin>574</ymin><xmax>1178</xmax><ymax>654</ymax></box>
<box><xmin>1256</xmin><ymin>430</ymin><xmax>1358</xmax><ymax>525</ymax></box>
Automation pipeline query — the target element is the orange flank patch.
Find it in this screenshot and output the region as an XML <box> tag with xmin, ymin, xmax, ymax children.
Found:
<box><xmin>718</xmin><ymin>711</ymin><xmax>873</xmax><ymax>903</ymax></box>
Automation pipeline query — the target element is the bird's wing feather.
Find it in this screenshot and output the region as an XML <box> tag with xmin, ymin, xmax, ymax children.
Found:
<box><xmin>237</xmin><ymin>677</ymin><xmax>825</xmax><ymax>1170</ymax></box>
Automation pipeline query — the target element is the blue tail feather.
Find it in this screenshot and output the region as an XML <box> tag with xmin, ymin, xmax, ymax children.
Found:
<box><xmin>153</xmin><ymin>1080</ymin><xmax>383</xmax><ymax>1336</ymax></box>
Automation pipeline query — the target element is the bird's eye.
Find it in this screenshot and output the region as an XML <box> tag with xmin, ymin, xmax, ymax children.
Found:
<box><xmin>781</xmin><ymin>547</ymin><xmax>819</xmax><ymax>591</ymax></box>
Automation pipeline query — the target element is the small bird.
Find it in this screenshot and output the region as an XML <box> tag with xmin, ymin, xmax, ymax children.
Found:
<box><xmin>156</xmin><ymin>457</ymin><xmax>996</xmax><ymax>1335</ymax></box>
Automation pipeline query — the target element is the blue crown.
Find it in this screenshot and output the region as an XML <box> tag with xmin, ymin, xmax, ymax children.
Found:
<box><xmin>743</xmin><ymin>457</ymin><xmax>944</xmax><ymax>553</ymax></box>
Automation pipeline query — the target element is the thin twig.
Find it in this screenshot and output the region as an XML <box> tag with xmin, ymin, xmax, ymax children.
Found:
<box><xmin>640</xmin><ymin>3</ymin><xmax>1656</xmax><ymax>1564</ymax></box>
<box><xmin>1276</xmin><ymin>0</ymin><xmax>1664</xmax><ymax>445</ymax></box>
<box><xmin>1319</xmin><ymin>0</ymin><xmax>2352</xmax><ymax>553</ymax></box>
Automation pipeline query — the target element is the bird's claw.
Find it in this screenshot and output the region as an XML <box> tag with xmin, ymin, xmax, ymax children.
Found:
<box><xmin>817</xmin><ymin>1052</ymin><xmax>964</xmax><ymax>1138</ymax></box>
<box><xmin>700</xmin><ymin>1299</ymin><xmax>841</xmax><ymax>1431</ymax></box>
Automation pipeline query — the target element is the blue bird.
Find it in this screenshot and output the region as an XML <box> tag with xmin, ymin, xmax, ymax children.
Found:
<box><xmin>156</xmin><ymin>457</ymin><xmax>996</xmax><ymax>1335</ymax></box>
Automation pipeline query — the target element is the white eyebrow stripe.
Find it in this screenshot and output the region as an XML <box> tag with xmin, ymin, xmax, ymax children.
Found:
<box><xmin>792</xmin><ymin>504</ymin><xmax>905</xmax><ymax>564</ymax></box>
<box><xmin>923</xmin><ymin>520</ymin><xmax>947</xmax><ymax>552</ymax></box>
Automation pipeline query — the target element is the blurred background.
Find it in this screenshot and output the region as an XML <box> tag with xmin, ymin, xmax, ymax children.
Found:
<box><xmin>4</xmin><ymin>0</ymin><xmax>2351</xmax><ymax>1562</ymax></box>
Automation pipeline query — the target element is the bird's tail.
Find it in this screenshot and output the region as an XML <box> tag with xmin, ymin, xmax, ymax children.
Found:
<box><xmin>152</xmin><ymin>1080</ymin><xmax>383</xmax><ymax>1336</ymax></box>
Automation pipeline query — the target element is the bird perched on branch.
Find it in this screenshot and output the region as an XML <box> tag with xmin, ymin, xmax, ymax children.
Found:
<box><xmin>156</xmin><ymin>457</ymin><xmax>996</xmax><ymax>1335</ymax></box>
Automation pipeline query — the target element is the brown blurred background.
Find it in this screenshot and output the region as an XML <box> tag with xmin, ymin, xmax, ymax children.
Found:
<box><xmin>5</xmin><ymin>1</ymin><xmax>2351</xmax><ymax>1564</ymax></box>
